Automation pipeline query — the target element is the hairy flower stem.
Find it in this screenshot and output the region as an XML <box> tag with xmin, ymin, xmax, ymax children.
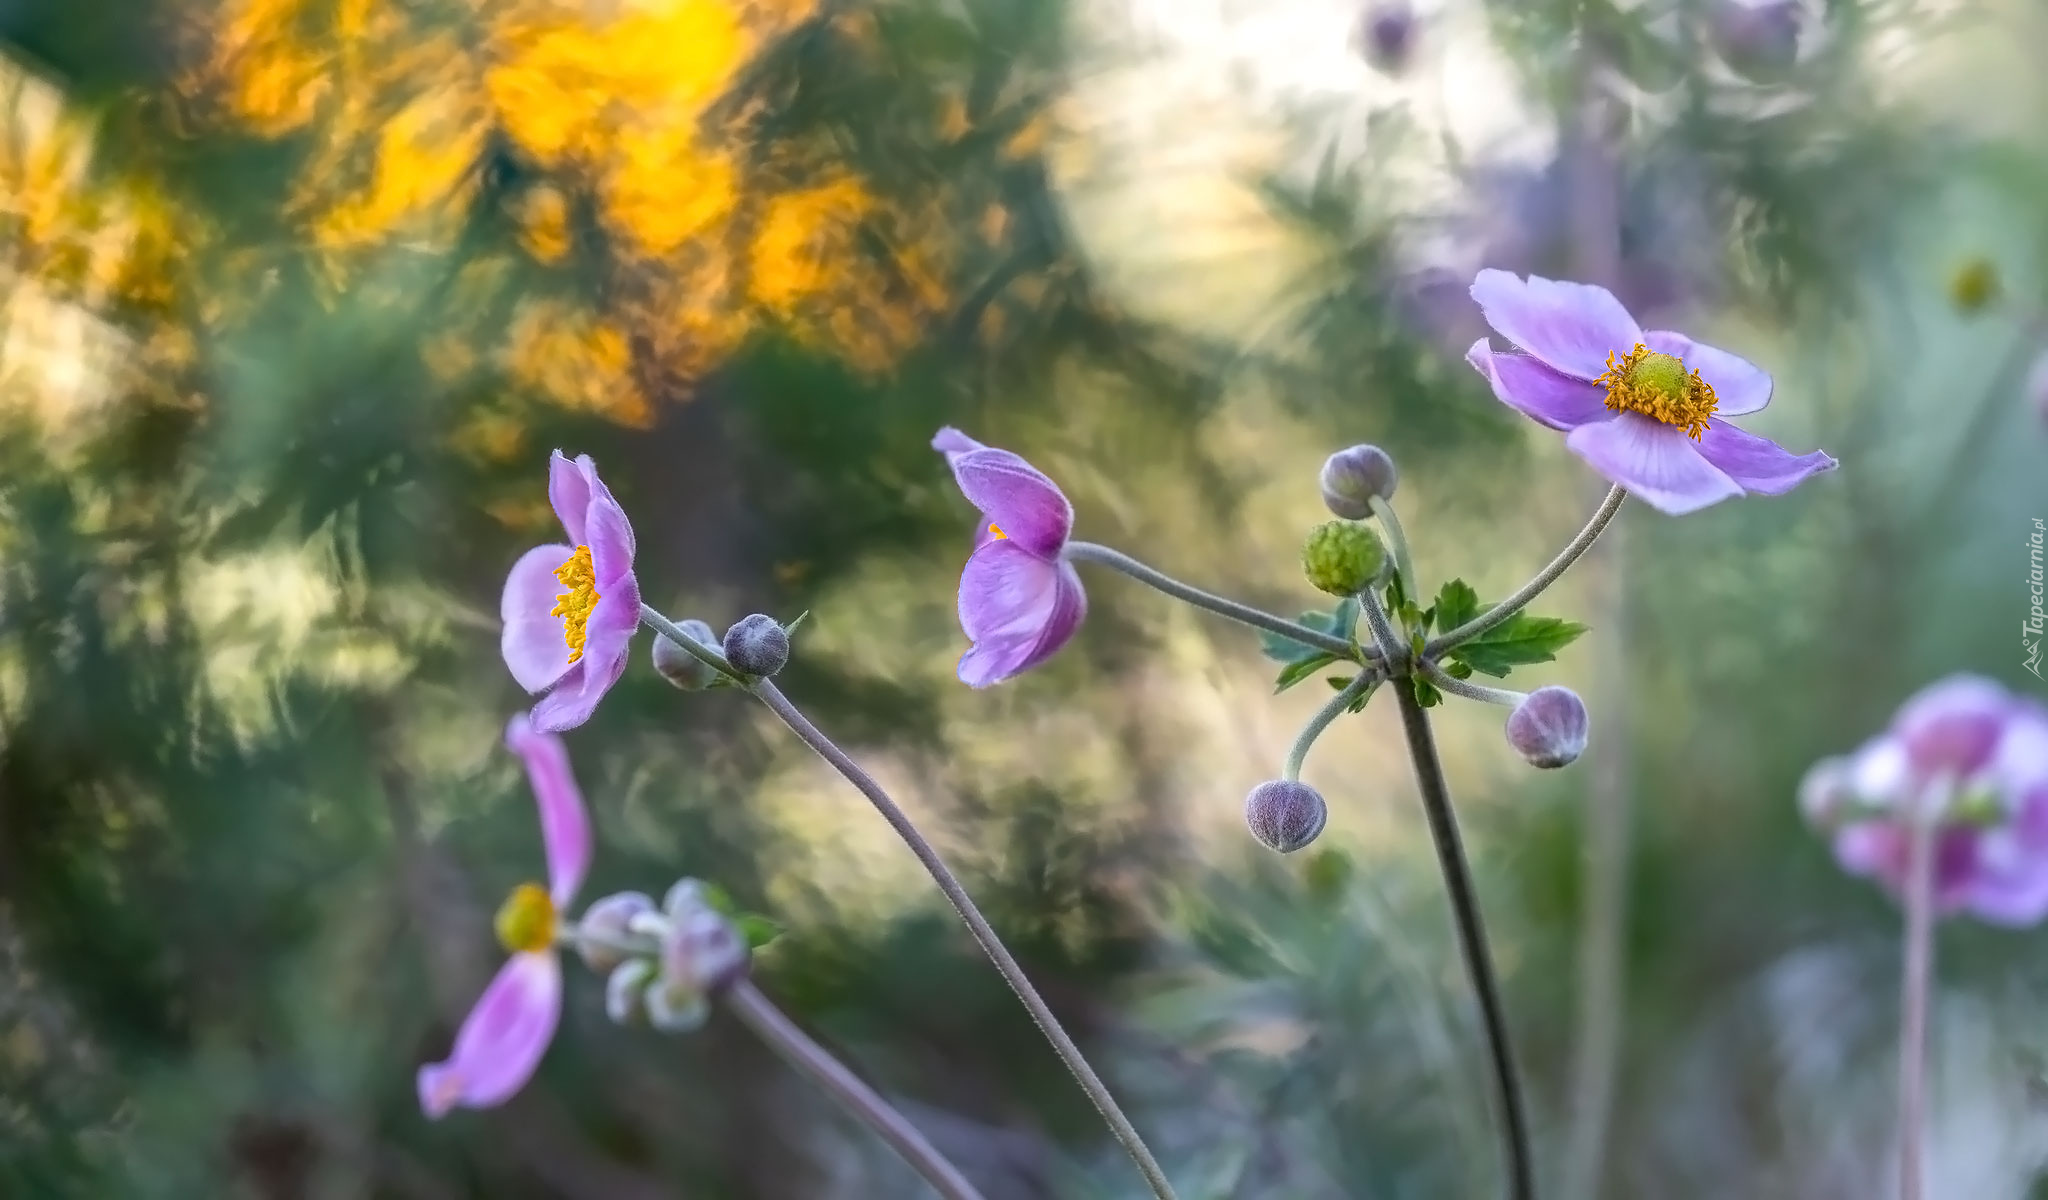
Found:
<box><xmin>726</xmin><ymin>980</ymin><xmax>987</xmax><ymax>1200</ymax></box>
<box><xmin>1425</xmin><ymin>486</ymin><xmax>1626</xmax><ymax>658</ymax></box>
<box><xmin>1369</xmin><ymin>497</ymin><xmax>1418</xmax><ymax>619</ymax></box>
<box><xmin>744</xmin><ymin>675</ymin><xmax>1179</xmax><ymax>1200</ymax></box>
<box><xmin>1283</xmin><ymin>672</ymin><xmax>1381</xmax><ymax>780</ymax></box>
<box><xmin>1065</xmin><ymin>541</ymin><xmax>1371</xmax><ymax>663</ymax></box>
<box><xmin>1365</xmin><ymin>586</ymin><xmax>1534</xmax><ymax>1200</ymax></box>
<box><xmin>1417</xmin><ymin>659</ymin><xmax>1525</xmax><ymax>708</ymax></box>
<box><xmin>1897</xmin><ymin>809</ymin><xmax>1935</xmax><ymax>1200</ymax></box>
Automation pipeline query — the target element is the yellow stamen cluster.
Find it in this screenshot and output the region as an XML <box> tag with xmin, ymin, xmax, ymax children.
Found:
<box><xmin>494</xmin><ymin>882</ymin><xmax>558</xmax><ymax>954</ymax></box>
<box><xmin>551</xmin><ymin>544</ymin><xmax>601</xmax><ymax>663</ymax></box>
<box><xmin>988</xmin><ymin>523</ymin><xmax>1008</xmax><ymax>540</ymax></box>
<box><xmin>1595</xmin><ymin>343</ymin><xmax>1718</xmax><ymax>440</ymax></box>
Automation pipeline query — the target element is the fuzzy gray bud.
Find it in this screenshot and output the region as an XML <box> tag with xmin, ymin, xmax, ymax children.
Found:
<box><xmin>1319</xmin><ymin>444</ymin><xmax>1399</xmax><ymax>518</ymax></box>
<box><xmin>1355</xmin><ymin>2</ymin><xmax>1415</xmax><ymax>74</ymax></box>
<box><xmin>652</xmin><ymin>619</ymin><xmax>722</xmax><ymax>690</ymax></box>
<box><xmin>1711</xmin><ymin>0</ymin><xmax>1800</xmax><ymax>80</ymax></box>
<box><xmin>1245</xmin><ymin>780</ymin><xmax>1329</xmax><ymax>853</ymax></box>
<box><xmin>722</xmin><ymin>614</ymin><xmax>789</xmax><ymax>677</ymax></box>
<box><xmin>577</xmin><ymin>890</ymin><xmax>656</xmax><ymax>973</ymax></box>
<box><xmin>1505</xmin><ymin>686</ymin><xmax>1589</xmax><ymax>768</ymax></box>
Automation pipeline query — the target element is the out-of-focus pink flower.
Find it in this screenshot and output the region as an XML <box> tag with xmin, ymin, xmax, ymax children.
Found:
<box><xmin>1465</xmin><ymin>269</ymin><xmax>1836</xmax><ymax>515</ymax></box>
<box><xmin>502</xmin><ymin>452</ymin><xmax>641</xmax><ymax>732</ymax></box>
<box><xmin>1802</xmin><ymin>676</ymin><xmax>2048</xmax><ymax>926</ymax></box>
<box><xmin>418</xmin><ymin>716</ymin><xmax>594</xmax><ymax>1118</ymax></box>
<box><xmin>932</xmin><ymin>428</ymin><xmax>1086</xmax><ymax>687</ymax></box>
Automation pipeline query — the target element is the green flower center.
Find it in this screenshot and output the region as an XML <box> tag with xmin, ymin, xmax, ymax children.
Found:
<box><xmin>1595</xmin><ymin>344</ymin><xmax>1718</xmax><ymax>440</ymax></box>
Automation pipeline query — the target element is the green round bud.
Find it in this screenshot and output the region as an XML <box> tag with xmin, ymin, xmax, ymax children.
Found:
<box><xmin>1300</xmin><ymin>520</ymin><xmax>1386</xmax><ymax>597</ymax></box>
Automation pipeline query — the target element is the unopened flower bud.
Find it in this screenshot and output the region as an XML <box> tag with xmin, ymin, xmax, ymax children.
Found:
<box><xmin>1301</xmin><ymin>521</ymin><xmax>1386</xmax><ymax>597</ymax></box>
<box><xmin>722</xmin><ymin>613</ymin><xmax>789</xmax><ymax>677</ymax></box>
<box><xmin>1505</xmin><ymin>686</ymin><xmax>1589</xmax><ymax>768</ymax></box>
<box><xmin>605</xmin><ymin>958</ymin><xmax>656</xmax><ymax>1025</ymax></box>
<box><xmin>1244</xmin><ymin>780</ymin><xmax>1329</xmax><ymax>853</ymax></box>
<box><xmin>1319</xmin><ymin>444</ymin><xmax>1399</xmax><ymax>519</ymax></box>
<box><xmin>1797</xmin><ymin>756</ymin><xmax>1854</xmax><ymax>830</ymax></box>
<box><xmin>656</xmin><ymin>879</ymin><xmax>749</xmax><ymax>1004</ymax></box>
<box><xmin>1710</xmin><ymin>0</ymin><xmax>1800</xmax><ymax>80</ymax></box>
<box><xmin>577</xmin><ymin>890</ymin><xmax>656</xmax><ymax>973</ymax></box>
<box><xmin>652</xmin><ymin>619</ymin><xmax>722</xmax><ymax>690</ymax></box>
<box><xmin>1354</xmin><ymin>2</ymin><xmax>1416</xmax><ymax>73</ymax></box>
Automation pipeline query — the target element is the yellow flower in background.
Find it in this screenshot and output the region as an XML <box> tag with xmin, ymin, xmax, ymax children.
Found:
<box><xmin>188</xmin><ymin>0</ymin><xmax>984</xmax><ymax>419</ymax></box>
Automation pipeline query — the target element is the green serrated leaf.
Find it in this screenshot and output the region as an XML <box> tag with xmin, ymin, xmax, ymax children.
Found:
<box><xmin>1433</xmin><ymin>578</ymin><xmax>1481</xmax><ymax>633</ymax></box>
<box><xmin>1346</xmin><ymin>681</ymin><xmax>1377</xmax><ymax>714</ymax></box>
<box><xmin>1446</xmin><ymin>659</ymin><xmax>1474</xmax><ymax>680</ymax></box>
<box><xmin>1326</xmin><ymin>674</ymin><xmax>1354</xmax><ymax>690</ymax></box>
<box><xmin>1411</xmin><ymin>676</ymin><xmax>1442</xmax><ymax>707</ymax></box>
<box><xmin>781</xmin><ymin>610</ymin><xmax>811</xmax><ymax>636</ymax></box>
<box><xmin>736</xmin><ymin>914</ymin><xmax>783</xmax><ymax>950</ymax></box>
<box><xmin>1274</xmin><ymin>652</ymin><xmax>1340</xmax><ymax>692</ymax></box>
<box><xmin>1449</xmin><ymin>614</ymin><xmax>1590</xmax><ymax>677</ymax></box>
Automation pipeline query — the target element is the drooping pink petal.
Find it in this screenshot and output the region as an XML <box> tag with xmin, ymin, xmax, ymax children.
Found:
<box><xmin>547</xmin><ymin>452</ymin><xmax>594</xmax><ymax>545</ymax></box>
<box><xmin>1563</xmin><ymin>413</ymin><xmax>1744</xmax><ymax>515</ymax></box>
<box><xmin>1693</xmin><ymin>420</ymin><xmax>1838</xmax><ymax>495</ymax></box>
<box><xmin>505</xmin><ymin>714</ymin><xmax>591</xmax><ymax>905</ymax></box>
<box><xmin>1892</xmin><ymin>675</ymin><xmax>2013</xmax><ymax>779</ymax></box>
<box><xmin>942</xmin><ymin>447</ymin><xmax>1073</xmax><ymax>559</ymax></box>
<box><xmin>417</xmin><ymin>951</ymin><xmax>563</xmax><ymax>1118</ymax></box>
<box><xmin>502</xmin><ymin>543</ymin><xmax>577</xmax><ymax>693</ymax></box>
<box><xmin>1470</xmin><ymin>269</ymin><xmax>1644</xmax><ymax>380</ymax></box>
<box><xmin>1644</xmin><ymin>331</ymin><xmax>1773</xmax><ymax>416</ymax></box>
<box><xmin>1466</xmin><ymin>339</ymin><xmax>1613</xmax><ymax>430</ymax></box>
<box><xmin>955</xmin><ymin>540</ymin><xmax>1085</xmax><ymax>687</ymax></box>
<box><xmin>931</xmin><ymin>427</ymin><xmax>988</xmax><ymax>458</ymax></box>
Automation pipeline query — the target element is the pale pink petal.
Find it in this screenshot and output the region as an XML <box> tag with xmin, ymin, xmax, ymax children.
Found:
<box><xmin>1643</xmin><ymin>331</ymin><xmax>1773</xmax><ymax>416</ymax></box>
<box><xmin>502</xmin><ymin>543</ymin><xmax>577</xmax><ymax>693</ymax></box>
<box><xmin>547</xmin><ymin>452</ymin><xmax>593</xmax><ymax>545</ymax></box>
<box><xmin>1892</xmin><ymin>675</ymin><xmax>2013</xmax><ymax>779</ymax></box>
<box><xmin>506</xmin><ymin>714</ymin><xmax>591</xmax><ymax>905</ymax></box>
<box><xmin>1466</xmin><ymin>339</ymin><xmax>1613</xmax><ymax>430</ymax></box>
<box><xmin>955</xmin><ymin>542</ymin><xmax>1085</xmax><ymax>687</ymax></box>
<box><xmin>530</xmin><ymin>646</ymin><xmax>626</xmax><ymax>734</ymax></box>
<box><xmin>942</xmin><ymin>447</ymin><xmax>1073</xmax><ymax>558</ymax></box>
<box><xmin>583</xmin><ymin>485</ymin><xmax>636</xmax><ymax>583</ymax></box>
<box><xmin>1470</xmin><ymin>269</ymin><xmax>1643</xmax><ymax>380</ymax></box>
<box><xmin>417</xmin><ymin>952</ymin><xmax>562</xmax><ymax>1118</ymax></box>
<box><xmin>1564</xmin><ymin>413</ymin><xmax>1744</xmax><ymax>515</ymax></box>
<box><xmin>1693</xmin><ymin>420</ymin><xmax>1838</xmax><ymax>496</ymax></box>
<box><xmin>931</xmin><ymin>427</ymin><xmax>988</xmax><ymax>458</ymax></box>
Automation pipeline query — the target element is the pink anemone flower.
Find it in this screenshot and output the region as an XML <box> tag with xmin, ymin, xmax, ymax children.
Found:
<box><xmin>418</xmin><ymin>715</ymin><xmax>593</xmax><ymax>1117</ymax></box>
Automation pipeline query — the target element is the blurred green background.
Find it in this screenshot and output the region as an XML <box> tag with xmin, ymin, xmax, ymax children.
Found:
<box><xmin>0</xmin><ymin>0</ymin><xmax>2043</xmax><ymax>1195</ymax></box>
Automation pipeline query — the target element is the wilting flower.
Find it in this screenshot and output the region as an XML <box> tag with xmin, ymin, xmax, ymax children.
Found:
<box><xmin>1802</xmin><ymin>675</ymin><xmax>2048</xmax><ymax>925</ymax></box>
<box><xmin>502</xmin><ymin>452</ymin><xmax>641</xmax><ymax>731</ymax></box>
<box><xmin>932</xmin><ymin>427</ymin><xmax>1087</xmax><ymax>687</ymax></box>
<box><xmin>1465</xmin><ymin>270</ymin><xmax>1836</xmax><ymax>514</ymax></box>
<box><xmin>418</xmin><ymin>715</ymin><xmax>594</xmax><ymax>1117</ymax></box>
